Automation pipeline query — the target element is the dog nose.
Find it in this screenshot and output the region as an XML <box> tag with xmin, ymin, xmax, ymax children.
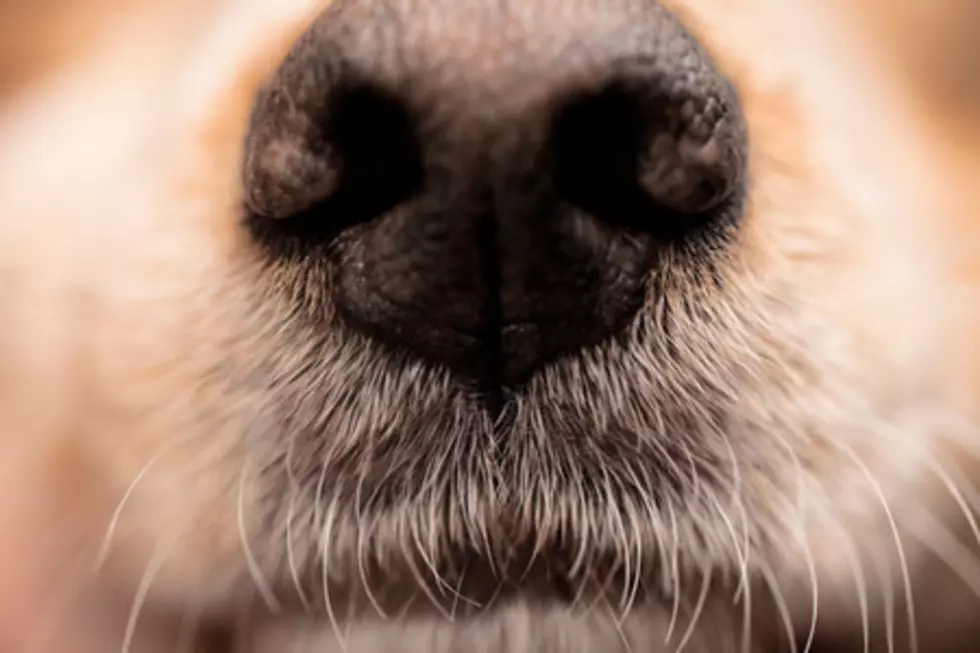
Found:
<box><xmin>243</xmin><ymin>0</ymin><xmax>747</xmax><ymax>389</ymax></box>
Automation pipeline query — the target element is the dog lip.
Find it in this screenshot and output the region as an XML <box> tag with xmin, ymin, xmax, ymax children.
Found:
<box><xmin>337</xmin><ymin>290</ymin><xmax>634</xmax><ymax>394</ymax></box>
<box><xmin>341</xmin><ymin>280</ymin><xmax>588</xmax><ymax>339</ymax></box>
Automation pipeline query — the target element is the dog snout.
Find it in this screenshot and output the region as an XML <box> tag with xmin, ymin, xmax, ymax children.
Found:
<box><xmin>243</xmin><ymin>0</ymin><xmax>747</xmax><ymax>390</ymax></box>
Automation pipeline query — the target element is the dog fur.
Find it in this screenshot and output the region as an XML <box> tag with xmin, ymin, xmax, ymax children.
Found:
<box><xmin>1</xmin><ymin>1</ymin><xmax>979</xmax><ymax>652</ymax></box>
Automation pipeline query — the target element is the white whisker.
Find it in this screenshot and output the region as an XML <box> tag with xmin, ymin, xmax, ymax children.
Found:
<box><xmin>675</xmin><ymin>563</ymin><xmax>712</xmax><ymax>653</ymax></box>
<box><xmin>837</xmin><ymin>442</ymin><xmax>918</xmax><ymax>653</ymax></box>
<box><xmin>906</xmin><ymin>506</ymin><xmax>980</xmax><ymax>600</ymax></box>
<box><xmin>794</xmin><ymin>514</ymin><xmax>819</xmax><ymax>653</ymax></box>
<box><xmin>285</xmin><ymin>476</ymin><xmax>313</xmax><ymax>613</ymax></box>
<box><xmin>824</xmin><ymin>508</ymin><xmax>871</xmax><ymax>653</ymax></box>
<box><xmin>320</xmin><ymin>495</ymin><xmax>351</xmax><ymax>653</ymax></box>
<box><xmin>121</xmin><ymin>537</ymin><xmax>178</xmax><ymax>653</ymax></box>
<box><xmin>95</xmin><ymin>449</ymin><xmax>168</xmax><ymax>572</ymax></box>
<box><xmin>759</xmin><ymin>560</ymin><xmax>798</xmax><ymax>653</ymax></box>
<box><xmin>238</xmin><ymin>459</ymin><xmax>281</xmax><ymax>613</ymax></box>
<box><xmin>664</xmin><ymin>500</ymin><xmax>683</xmax><ymax>645</ymax></box>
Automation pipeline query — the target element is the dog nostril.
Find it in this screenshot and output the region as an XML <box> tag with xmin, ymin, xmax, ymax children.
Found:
<box><xmin>243</xmin><ymin>80</ymin><xmax>422</xmax><ymax>224</ymax></box>
<box><xmin>553</xmin><ymin>79</ymin><xmax>745</xmax><ymax>241</ymax></box>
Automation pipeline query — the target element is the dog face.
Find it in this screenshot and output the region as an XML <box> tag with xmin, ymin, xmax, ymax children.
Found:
<box><xmin>1</xmin><ymin>0</ymin><xmax>978</xmax><ymax>651</ymax></box>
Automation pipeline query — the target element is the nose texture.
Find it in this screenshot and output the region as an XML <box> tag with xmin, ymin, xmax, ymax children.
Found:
<box><xmin>243</xmin><ymin>0</ymin><xmax>747</xmax><ymax>390</ymax></box>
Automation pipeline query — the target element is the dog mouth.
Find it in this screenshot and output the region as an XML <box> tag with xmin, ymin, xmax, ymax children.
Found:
<box><xmin>234</xmin><ymin>293</ymin><xmax>771</xmax><ymax>624</ymax></box>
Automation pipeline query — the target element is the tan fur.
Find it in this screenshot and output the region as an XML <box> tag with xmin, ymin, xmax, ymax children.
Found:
<box><xmin>1</xmin><ymin>1</ymin><xmax>978</xmax><ymax>652</ymax></box>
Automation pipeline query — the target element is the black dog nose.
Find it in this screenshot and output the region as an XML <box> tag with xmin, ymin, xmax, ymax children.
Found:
<box><xmin>243</xmin><ymin>0</ymin><xmax>747</xmax><ymax>389</ymax></box>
